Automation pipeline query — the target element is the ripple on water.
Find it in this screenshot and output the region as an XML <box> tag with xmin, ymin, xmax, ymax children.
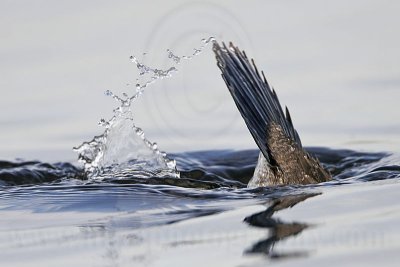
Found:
<box><xmin>1</xmin><ymin>148</ymin><xmax>400</xmax><ymax>266</ymax></box>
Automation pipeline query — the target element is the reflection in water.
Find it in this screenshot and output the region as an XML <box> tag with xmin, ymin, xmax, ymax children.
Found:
<box><xmin>244</xmin><ymin>193</ymin><xmax>319</xmax><ymax>259</ymax></box>
<box><xmin>1</xmin><ymin>149</ymin><xmax>399</xmax><ymax>266</ymax></box>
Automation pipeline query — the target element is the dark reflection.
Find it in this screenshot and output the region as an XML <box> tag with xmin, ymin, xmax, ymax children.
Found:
<box><xmin>0</xmin><ymin>148</ymin><xmax>396</xmax><ymax>187</ymax></box>
<box><xmin>244</xmin><ymin>193</ymin><xmax>319</xmax><ymax>259</ymax></box>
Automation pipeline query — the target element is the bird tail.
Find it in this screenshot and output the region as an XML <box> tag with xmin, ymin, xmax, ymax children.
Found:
<box><xmin>213</xmin><ymin>42</ymin><xmax>302</xmax><ymax>165</ymax></box>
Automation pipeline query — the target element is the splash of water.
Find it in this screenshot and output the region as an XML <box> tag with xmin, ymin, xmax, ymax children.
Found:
<box><xmin>74</xmin><ymin>37</ymin><xmax>216</xmax><ymax>179</ymax></box>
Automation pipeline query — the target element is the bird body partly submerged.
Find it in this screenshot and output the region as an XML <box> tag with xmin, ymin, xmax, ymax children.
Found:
<box><xmin>213</xmin><ymin>42</ymin><xmax>331</xmax><ymax>188</ymax></box>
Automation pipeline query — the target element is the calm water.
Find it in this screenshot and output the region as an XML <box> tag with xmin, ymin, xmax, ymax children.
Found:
<box><xmin>1</xmin><ymin>148</ymin><xmax>400</xmax><ymax>266</ymax></box>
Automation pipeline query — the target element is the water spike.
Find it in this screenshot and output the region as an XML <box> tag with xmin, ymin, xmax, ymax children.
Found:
<box><xmin>75</xmin><ymin>37</ymin><xmax>215</xmax><ymax>178</ymax></box>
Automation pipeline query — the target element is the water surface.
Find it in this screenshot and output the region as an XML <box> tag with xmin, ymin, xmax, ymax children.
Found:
<box><xmin>1</xmin><ymin>148</ymin><xmax>399</xmax><ymax>266</ymax></box>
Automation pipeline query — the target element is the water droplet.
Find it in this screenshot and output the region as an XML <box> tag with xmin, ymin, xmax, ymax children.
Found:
<box><xmin>152</xmin><ymin>143</ymin><xmax>158</xmax><ymax>150</ymax></box>
<box><xmin>135</xmin><ymin>128</ymin><xmax>144</xmax><ymax>138</ymax></box>
<box><xmin>167</xmin><ymin>49</ymin><xmax>181</xmax><ymax>64</ymax></box>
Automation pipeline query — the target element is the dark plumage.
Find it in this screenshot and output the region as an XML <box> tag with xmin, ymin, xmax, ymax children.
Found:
<box><xmin>213</xmin><ymin>41</ymin><xmax>331</xmax><ymax>187</ymax></box>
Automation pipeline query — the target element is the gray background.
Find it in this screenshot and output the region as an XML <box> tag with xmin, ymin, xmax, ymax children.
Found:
<box><xmin>1</xmin><ymin>0</ymin><xmax>399</xmax><ymax>161</ymax></box>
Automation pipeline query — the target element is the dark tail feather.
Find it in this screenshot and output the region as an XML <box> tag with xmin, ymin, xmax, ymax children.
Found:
<box><xmin>213</xmin><ymin>42</ymin><xmax>302</xmax><ymax>163</ymax></box>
